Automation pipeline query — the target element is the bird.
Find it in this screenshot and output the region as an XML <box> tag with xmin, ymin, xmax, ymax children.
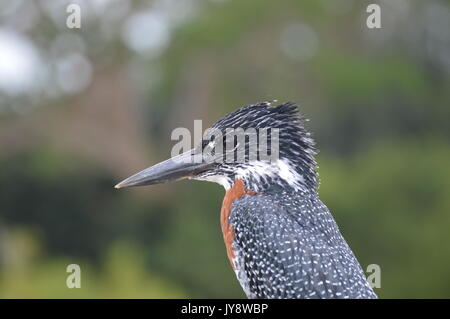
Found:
<box><xmin>115</xmin><ymin>101</ymin><xmax>377</xmax><ymax>299</ymax></box>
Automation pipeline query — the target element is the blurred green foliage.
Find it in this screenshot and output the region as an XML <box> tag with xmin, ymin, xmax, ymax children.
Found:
<box><xmin>0</xmin><ymin>229</ymin><xmax>185</xmax><ymax>298</ymax></box>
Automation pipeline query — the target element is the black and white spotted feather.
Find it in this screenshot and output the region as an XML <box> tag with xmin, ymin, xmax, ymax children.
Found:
<box><xmin>230</xmin><ymin>189</ymin><xmax>377</xmax><ymax>299</ymax></box>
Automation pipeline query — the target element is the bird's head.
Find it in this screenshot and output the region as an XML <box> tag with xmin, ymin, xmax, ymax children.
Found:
<box><xmin>115</xmin><ymin>101</ymin><xmax>318</xmax><ymax>192</ymax></box>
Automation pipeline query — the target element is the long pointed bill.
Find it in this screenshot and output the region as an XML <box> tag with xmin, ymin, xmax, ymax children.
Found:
<box><xmin>114</xmin><ymin>150</ymin><xmax>213</xmax><ymax>189</ymax></box>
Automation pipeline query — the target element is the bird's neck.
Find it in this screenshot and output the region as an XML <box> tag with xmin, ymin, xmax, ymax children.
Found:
<box><xmin>233</xmin><ymin>159</ymin><xmax>317</xmax><ymax>194</ymax></box>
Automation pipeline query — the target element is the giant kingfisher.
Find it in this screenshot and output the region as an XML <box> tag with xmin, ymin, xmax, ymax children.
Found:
<box><xmin>115</xmin><ymin>101</ymin><xmax>377</xmax><ymax>299</ymax></box>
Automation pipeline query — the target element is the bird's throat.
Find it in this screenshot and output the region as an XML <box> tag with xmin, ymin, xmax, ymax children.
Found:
<box><xmin>220</xmin><ymin>179</ymin><xmax>257</xmax><ymax>270</ymax></box>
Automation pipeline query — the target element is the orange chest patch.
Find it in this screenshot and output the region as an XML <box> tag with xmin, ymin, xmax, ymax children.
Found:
<box><xmin>220</xmin><ymin>179</ymin><xmax>256</xmax><ymax>270</ymax></box>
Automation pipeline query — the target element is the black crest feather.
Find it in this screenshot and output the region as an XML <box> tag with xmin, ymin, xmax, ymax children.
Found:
<box><xmin>210</xmin><ymin>101</ymin><xmax>318</xmax><ymax>191</ymax></box>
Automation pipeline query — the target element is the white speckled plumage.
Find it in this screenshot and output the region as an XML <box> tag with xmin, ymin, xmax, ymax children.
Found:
<box><xmin>230</xmin><ymin>190</ymin><xmax>376</xmax><ymax>299</ymax></box>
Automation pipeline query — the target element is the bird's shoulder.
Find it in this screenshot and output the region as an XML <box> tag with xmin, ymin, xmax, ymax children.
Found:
<box><xmin>229</xmin><ymin>191</ymin><xmax>340</xmax><ymax>250</ymax></box>
<box><xmin>230</xmin><ymin>190</ymin><xmax>339</xmax><ymax>239</ymax></box>
<box><xmin>228</xmin><ymin>191</ymin><xmax>376</xmax><ymax>299</ymax></box>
